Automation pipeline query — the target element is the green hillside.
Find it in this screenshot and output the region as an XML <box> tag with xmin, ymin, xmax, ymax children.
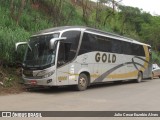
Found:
<box><xmin>0</xmin><ymin>0</ymin><xmax>160</xmax><ymax>65</ymax></box>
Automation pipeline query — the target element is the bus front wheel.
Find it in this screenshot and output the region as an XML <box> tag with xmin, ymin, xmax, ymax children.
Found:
<box><xmin>76</xmin><ymin>73</ymin><xmax>88</xmax><ymax>91</ymax></box>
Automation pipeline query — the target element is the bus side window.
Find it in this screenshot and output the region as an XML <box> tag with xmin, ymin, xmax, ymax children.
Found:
<box><xmin>61</xmin><ymin>31</ymin><xmax>81</xmax><ymax>61</ymax></box>
<box><xmin>57</xmin><ymin>42</ymin><xmax>71</xmax><ymax>67</ymax></box>
<box><xmin>122</xmin><ymin>42</ymin><xmax>132</xmax><ymax>55</ymax></box>
<box><xmin>131</xmin><ymin>44</ymin><xmax>145</xmax><ymax>56</ymax></box>
<box><xmin>78</xmin><ymin>33</ymin><xmax>92</xmax><ymax>55</ymax></box>
<box><xmin>111</xmin><ymin>39</ymin><xmax>122</xmax><ymax>54</ymax></box>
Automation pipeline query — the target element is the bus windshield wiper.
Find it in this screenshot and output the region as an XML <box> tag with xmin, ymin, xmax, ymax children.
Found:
<box><xmin>28</xmin><ymin>43</ymin><xmax>32</xmax><ymax>51</ymax></box>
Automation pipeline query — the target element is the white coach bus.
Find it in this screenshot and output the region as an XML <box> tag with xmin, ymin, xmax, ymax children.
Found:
<box><xmin>16</xmin><ymin>26</ymin><xmax>152</xmax><ymax>91</ymax></box>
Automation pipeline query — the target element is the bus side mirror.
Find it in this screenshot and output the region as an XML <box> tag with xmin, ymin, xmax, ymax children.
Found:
<box><xmin>49</xmin><ymin>37</ymin><xmax>66</xmax><ymax>50</ymax></box>
<box><xmin>15</xmin><ymin>42</ymin><xmax>27</xmax><ymax>51</ymax></box>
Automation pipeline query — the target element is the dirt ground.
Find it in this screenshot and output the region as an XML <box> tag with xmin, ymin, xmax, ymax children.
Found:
<box><xmin>0</xmin><ymin>67</ymin><xmax>25</xmax><ymax>95</ymax></box>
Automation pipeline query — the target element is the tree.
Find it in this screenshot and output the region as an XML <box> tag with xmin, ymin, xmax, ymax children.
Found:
<box><xmin>10</xmin><ymin>0</ymin><xmax>26</xmax><ymax>25</ymax></box>
<box><xmin>118</xmin><ymin>5</ymin><xmax>144</xmax><ymax>35</ymax></box>
<box><xmin>97</xmin><ymin>0</ymin><xmax>122</xmax><ymax>26</ymax></box>
<box><xmin>140</xmin><ymin>16</ymin><xmax>160</xmax><ymax>51</ymax></box>
<box><xmin>81</xmin><ymin>0</ymin><xmax>89</xmax><ymax>25</ymax></box>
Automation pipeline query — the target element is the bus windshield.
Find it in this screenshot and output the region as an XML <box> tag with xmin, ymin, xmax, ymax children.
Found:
<box><xmin>23</xmin><ymin>33</ymin><xmax>59</xmax><ymax>69</ymax></box>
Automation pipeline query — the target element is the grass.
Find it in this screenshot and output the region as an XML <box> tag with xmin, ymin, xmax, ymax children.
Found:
<box><xmin>0</xmin><ymin>1</ymin><xmax>53</xmax><ymax>65</ymax></box>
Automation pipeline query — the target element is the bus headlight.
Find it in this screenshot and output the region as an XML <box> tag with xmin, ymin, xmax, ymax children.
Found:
<box><xmin>42</xmin><ymin>70</ymin><xmax>55</xmax><ymax>78</ymax></box>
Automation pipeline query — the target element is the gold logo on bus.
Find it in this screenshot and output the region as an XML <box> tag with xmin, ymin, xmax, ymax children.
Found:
<box><xmin>95</xmin><ymin>53</ymin><xmax>116</xmax><ymax>63</ymax></box>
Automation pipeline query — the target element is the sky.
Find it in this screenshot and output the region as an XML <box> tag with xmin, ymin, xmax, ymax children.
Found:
<box><xmin>121</xmin><ymin>0</ymin><xmax>160</xmax><ymax>15</ymax></box>
<box><xmin>90</xmin><ymin>0</ymin><xmax>160</xmax><ymax>15</ymax></box>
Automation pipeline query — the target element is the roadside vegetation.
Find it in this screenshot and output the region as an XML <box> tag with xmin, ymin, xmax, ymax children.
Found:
<box><xmin>0</xmin><ymin>0</ymin><xmax>160</xmax><ymax>94</ymax></box>
<box><xmin>0</xmin><ymin>67</ymin><xmax>24</xmax><ymax>95</ymax></box>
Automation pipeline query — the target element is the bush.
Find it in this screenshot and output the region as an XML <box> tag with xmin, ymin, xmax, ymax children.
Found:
<box><xmin>0</xmin><ymin>27</ymin><xmax>30</xmax><ymax>65</ymax></box>
<box><xmin>152</xmin><ymin>51</ymin><xmax>160</xmax><ymax>64</ymax></box>
<box><xmin>0</xmin><ymin>1</ymin><xmax>52</xmax><ymax>65</ymax></box>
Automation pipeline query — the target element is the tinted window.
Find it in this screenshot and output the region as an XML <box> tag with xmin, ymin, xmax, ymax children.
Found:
<box><xmin>95</xmin><ymin>36</ymin><xmax>112</xmax><ymax>52</ymax></box>
<box><xmin>78</xmin><ymin>33</ymin><xmax>92</xmax><ymax>55</ymax></box>
<box><xmin>61</xmin><ymin>31</ymin><xmax>81</xmax><ymax>61</ymax></box>
<box><xmin>79</xmin><ymin>33</ymin><xmax>112</xmax><ymax>55</ymax></box>
<box><xmin>122</xmin><ymin>42</ymin><xmax>132</xmax><ymax>55</ymax></box>
<box><xmin>79</xmin><ymin>32</ymin><xmax>145</xmax><ymax>56</ymax></box>
<box><xmin>111</xmin><ymin>39</ymin><xmax>122</xmax><ymax>54</ymax></box>
<box><xmin>138</xmin><ymin>45</ymin><xmax>145</xmax><ymax>56</ymax></box>
<box><xmin>57</xmin><ymin>42</ymin><xmax>72</xmax><ymax>67</ymax></box>
<box><xmin>132</xmin><ymin>44</ymin><xmax>145</xmax><ymax>56</ymax></box>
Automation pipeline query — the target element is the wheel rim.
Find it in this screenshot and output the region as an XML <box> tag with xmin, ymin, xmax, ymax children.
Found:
<box><xmin>79</xmin><ymin>77</ymin><xmax>87</xmax><ymax>88</ymax></box>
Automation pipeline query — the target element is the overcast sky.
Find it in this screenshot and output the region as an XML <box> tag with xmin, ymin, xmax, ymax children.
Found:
<box><xmin>121</xmin><ymin>0</ymin><xmax>160</xmax><ymax>15</ymax></box>
<box><xmin>91</xmin><ymin>0</ymin><xmax>160</xmax><ymax>15</ymax></box>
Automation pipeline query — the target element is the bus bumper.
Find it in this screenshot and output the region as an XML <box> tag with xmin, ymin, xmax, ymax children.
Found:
<box><xmin>23</xmin><ymin>77</ymin><xmax>56</xmax><ymax>86</ymax></box>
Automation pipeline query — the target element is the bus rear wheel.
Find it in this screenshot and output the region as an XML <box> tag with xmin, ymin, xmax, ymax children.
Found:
<box><xmin>136</xmin><ymin>72</ymin><xmax>143</xmax><ymax>83</ymax></box>
<box><xmin>151</xmin><ymin>73</ymin><xmax>154</xmax><ymax>80</ymax></box>
<box><xmin>76</xmin><ymin>73</ymin><xmax>88</xmax><ymax>91</ymax></box>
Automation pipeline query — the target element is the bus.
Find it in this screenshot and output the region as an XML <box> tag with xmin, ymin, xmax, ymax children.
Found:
<box><xmin>15</xmin><ymin>26</ymin><xmax>152</xmax><ymax>91</ymax></box>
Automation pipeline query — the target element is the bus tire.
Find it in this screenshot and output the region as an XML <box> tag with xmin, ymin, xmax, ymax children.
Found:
<box><xmin>136</xmin><ymin>72</ymin><xmax>143</xmax><ymax>83</ymax></box>
<box><xmin>76</xmin><ymin>73</ymin><xmax>88</xmax><ymax>91</ymax></box>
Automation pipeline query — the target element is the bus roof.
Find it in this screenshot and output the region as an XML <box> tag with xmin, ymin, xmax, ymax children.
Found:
<box><xmin>33</xmin><ymin>26</ymin><xmax>150</xmax><ymax>47</ymax></box>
